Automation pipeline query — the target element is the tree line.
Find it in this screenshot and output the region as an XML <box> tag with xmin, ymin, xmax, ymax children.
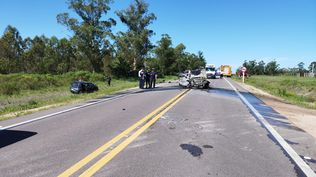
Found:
<box><xmin>0</xmin><ymin>0</ymin><xmax>206</xmax><ymax>77</ymax></box>
<box><xmin>242</xmin><ymin>60</ymin><xmax>316</xmax><ymax>76</ymax></box>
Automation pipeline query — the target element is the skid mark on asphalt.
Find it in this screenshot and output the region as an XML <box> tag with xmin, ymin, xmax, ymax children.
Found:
<box><xmin>128</xmin><ymin>140</ymin><xmax>156</xmax><ymax>149</ymax></box>
<box><xmin>202</xmin><ymin>145</ymin><xmax>214</xmax><ymax>149</ymax></box>
<box><xmin>127</xmin><ymin>135</ymin><xmax>156</xmax><ymax>149</ymax></box>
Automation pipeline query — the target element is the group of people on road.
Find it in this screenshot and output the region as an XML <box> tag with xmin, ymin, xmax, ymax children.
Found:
<box><xmin>138</xmin><ymin>68</ymin><xmax>157</xmax><ymax>89</ymax></box>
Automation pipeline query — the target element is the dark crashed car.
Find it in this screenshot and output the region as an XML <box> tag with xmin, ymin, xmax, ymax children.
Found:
<box><xmin>70</xmin><ymin>81</ymin><xmax>98</xmax><ymax>94</ymax></box>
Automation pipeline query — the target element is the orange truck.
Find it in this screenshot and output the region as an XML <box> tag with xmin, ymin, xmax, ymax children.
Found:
<box><xmin>220</xmin><ymin>65</ymin><xmax>232</xmax><ymax>77</ymax></box>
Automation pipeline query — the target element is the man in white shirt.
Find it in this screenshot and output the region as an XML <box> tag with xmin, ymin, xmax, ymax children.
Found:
<box><xmin>138</xmin><ymin>68</ymin><xmax>145</xmax><ymax>89</ymax></box>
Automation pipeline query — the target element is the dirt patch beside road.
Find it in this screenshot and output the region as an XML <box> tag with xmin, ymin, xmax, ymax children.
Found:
<box><xmin>240</xmin><ymin>83</ymin><xmax>316</xmax><ymax>139</ymax></box>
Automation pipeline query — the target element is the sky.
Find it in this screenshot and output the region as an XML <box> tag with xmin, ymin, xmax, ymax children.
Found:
<box><xmin>1</xmin><ymin>0</ymin><xmax>315</xmax><ymax>71</ymax></box>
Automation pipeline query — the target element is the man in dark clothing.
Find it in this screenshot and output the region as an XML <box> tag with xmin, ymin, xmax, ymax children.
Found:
<box><xmin>145</xmin><ymin>69</ymin><xmax>151</xmax><ymax>88</ymax></box>
<box><xmin>138</xmin><ymin>68</ymin><xmax>145</xmax><ymax>89</ymax></box>
<box><xmin>150</xmin><ymin>68</ymin><xmax>157</xmax><ymax>88</ymax></box>
<box><xmin>104</xmin><ymin>76</ymin><xmax>112</xmax><ymax>86</ymax></box>
<box><xmin>107</xmin><ymin>76</ymin><xmax>112</xmax><ymax>86</ymax></box>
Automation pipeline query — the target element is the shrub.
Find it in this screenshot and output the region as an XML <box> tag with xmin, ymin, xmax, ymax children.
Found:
<box><xmin>0</xmin><ymin>82</ymin><xmax>21</xmax><ymax>95</ymax></box>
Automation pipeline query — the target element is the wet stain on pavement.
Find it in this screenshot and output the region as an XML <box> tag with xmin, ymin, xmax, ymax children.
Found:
<box><xmin>203</xmin><ymin>145</ymin><xmax>214</xmax><ymax>149</ymax></box>
<box><xmin>208</xmin><ymin>88</ymin><xmax>238</xmax><ymax>98</ymax></box>
<box><xmin>180</xmin><ymin>144</ymin><xmax>203</xmax><ymax>157</ymax></box>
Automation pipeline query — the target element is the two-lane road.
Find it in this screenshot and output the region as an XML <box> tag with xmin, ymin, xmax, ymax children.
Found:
<box><xmin>0</xmin><ymin>78</ymin><xmax>314</xmax><ymax>177</ymax></box>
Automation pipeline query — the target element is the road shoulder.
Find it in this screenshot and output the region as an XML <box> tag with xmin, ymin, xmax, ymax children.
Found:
<box><xmin>239</xmin><ymin>82</ymin><xmax>316</xmax><ymax>139</ymax></box>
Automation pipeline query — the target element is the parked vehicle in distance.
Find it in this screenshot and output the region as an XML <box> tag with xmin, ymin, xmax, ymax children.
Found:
<box><xmin>70</xmin><ymin>81</ymin><xmax>98</xmax><ymax>94</ymax></box>
<box><xmin>205</xmin><ymin>64</ymin><xmax>216</xmax><ymax>79</ymax></box>
<box><xmin>215</xmin><ymin>69</ymin><xmax>222</xmax><ymax>79</ymax></box>
<box><xmin>220</xmin><ymin>65</ymin><xmax>232</xmax><ymax>77</ymax></box>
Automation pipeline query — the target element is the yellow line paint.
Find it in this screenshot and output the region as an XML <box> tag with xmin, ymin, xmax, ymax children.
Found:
<box><xmin>79</xmin><ymin>90</ymin><xmax>190</xmax><ymax>177</ymax></box>
<box><xmin>58</xmin><ymin>90</ymin><xmax>188</xmax><ymax>177</ymax></box>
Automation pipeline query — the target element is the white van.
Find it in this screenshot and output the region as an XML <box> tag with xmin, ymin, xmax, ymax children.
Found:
<box><xmin>205</xmin><ymin>64</ymin><xmax>216</xmax><ymax>79</ymax></box>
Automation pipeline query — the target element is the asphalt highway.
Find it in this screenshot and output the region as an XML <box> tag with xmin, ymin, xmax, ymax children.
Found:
<box><xmin>0</xmin><ymin>78</ymin><xmax>315</xmax><ymax>177</ymax></box>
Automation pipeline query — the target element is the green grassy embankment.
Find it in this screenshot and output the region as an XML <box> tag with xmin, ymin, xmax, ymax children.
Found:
<box><xmin>233</xmin><ymin>75</ymin><xmax>316</xmax><ymax>109</ymax></box>
<box><xmin>0</xmin><ymin>72</ymin><xmax>177</xmax><ymax>121</ymax></box>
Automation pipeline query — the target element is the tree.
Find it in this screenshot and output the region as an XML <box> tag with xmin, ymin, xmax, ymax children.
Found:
<box><xmin>194</xmin><ymin>51</ymin><xmax>206</xmax><ymax>69</ymax></box>
<box><xmin>308</xmin><ymin>61</ymin><xmax>316</xmax><ymax>73</ymax></box>
<box><xmin>265</xmin><ymin>60</ymin><xmax>279</xmax><ymax>75</ymax></box>
<box><xmin>57</xmin><ymin>0</ymin><xmax>116</xmax><ymax>73</ymax></box>
<box><xmin>297</xmin><ymin>62</ymin><xmax>305</xmax><ymax>72</ymax></box>
<box><xmin>56</xmin><ymin>38</ymin><xmax>76</xmax><ymax>73</ymax></box>
<box><xmin>116</xmin><ymin>0</ymin><xmax>156</xmax><ymax>71</ymax></box>
<box><xmin>243</xmin><ymin>60</ymin><xmax>257</xmax><ymax>75</ymax></box>
<box><xmin>173</xmin><ymin>43</ymin><xmax>187</xmax><ymax>72</ymax></box>
<box><xmin>0</xmin><ymin>25</ymin><xmax>25</xmax><ymax>73</ymax></box>
<box><xmin>22</xmin><ymin>36</ymin><xmax>47</xmax><ymax>73</ymax></box>
<box><xmin>257</xmin><ymin>60</ymin><xmax>265</xmax><ymax>75</ymax></box>
<box><xmin>186</xmin><ymin>52</ymin><xmax>206</xmax><ymax>70</ymax></box>
<box><xmin>155</xmin><ymin>34</ymin><xmax>175</xmax><ymax>75</ymax></box>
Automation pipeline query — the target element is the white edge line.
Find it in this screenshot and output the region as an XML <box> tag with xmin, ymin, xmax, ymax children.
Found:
<box><xmin>0</xmin><ymin>92</ymin><xmax>130</xmax><ymax>131</ymax></box>
<box><xmin>224</xmin><ymin>78</ymin><xmax>316</xmax><ymax>177</ymax></box>
<box><xmin>0</xmin><ymin>83</ymin><xmax>175</xmax><ymax>131</ymax></box>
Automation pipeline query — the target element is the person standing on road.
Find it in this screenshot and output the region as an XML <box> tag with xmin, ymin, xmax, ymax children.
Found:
<box><xmin>150</xmin><ymin>68</ymin><xmax>157</xmax><ymax>88</ymax></box>
<box><xmin>138</xmin><ymin>68</ymin><xmax>145</xmax><ymax>89</ymax></box>
<box><xmin>145</xmin><ymin>69</ymin><xmax>151</xmax><ymax>89</ymax></box>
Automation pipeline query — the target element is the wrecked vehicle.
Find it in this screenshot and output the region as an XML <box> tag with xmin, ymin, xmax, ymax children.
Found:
<box><xmin>179</xmin><ymin>68</ymin><xmax>210</xmax><ymax>89</ymax></box>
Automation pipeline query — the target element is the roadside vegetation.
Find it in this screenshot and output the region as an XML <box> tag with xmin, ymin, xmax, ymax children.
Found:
<box><xmin>233</xmin><ymin>75</ymin><xmax>316</xmax><ymax>109</ymax></box>
<box><xmin>0</xmin><ymin>72</ymin><xmax>135</xmax><ymax>120</ymax></box>
<box><xmin>240</xmin><ymin>60</ymin><xmax>316</xmax><ymax>76</ymax></box>
<box><xmin>0</xmin><ymin>72</ymin><xmax>177</xmax><ymax>121</ymax></box>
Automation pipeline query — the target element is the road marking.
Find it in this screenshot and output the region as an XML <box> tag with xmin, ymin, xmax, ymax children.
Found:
<box><xmin>58</xmin><ymin>89</ymin><xmax>189</xmax><ymax>177</ymax></box>
<box><xmin>0</xmin><ymin>89</ymin><xmax>139</xmax><ymax>131</ymax></box>
<box><xmin>224</xmin><ymin>78</ymin><xmax>316</xmax><ymax>177</ymax></box>
<box><xmin>79</xmin><ymin>90</ymin><xmax>190</xmax><ymax>177</ymax></box>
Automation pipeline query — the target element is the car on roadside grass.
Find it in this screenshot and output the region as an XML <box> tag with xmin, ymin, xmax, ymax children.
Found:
<box><xmin>70</xmin><ymin>81</ymin><xmax>98</xmax><ymax>94</ymax></box>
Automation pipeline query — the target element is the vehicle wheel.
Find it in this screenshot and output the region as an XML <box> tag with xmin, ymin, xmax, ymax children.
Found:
<box><xmin>203</xmin><ymin>82</ymin><xmax>209</xmax><ymax>89</ymax></box>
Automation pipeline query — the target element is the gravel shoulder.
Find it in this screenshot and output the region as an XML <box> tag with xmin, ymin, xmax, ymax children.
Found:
<box><xmin>239</xmin><ymin>82</ymin><xmax>316</xmax><ymax>139</ymax></box>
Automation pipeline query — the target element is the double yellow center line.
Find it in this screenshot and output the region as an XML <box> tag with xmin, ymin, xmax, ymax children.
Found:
<box><xmin>58</xmin><ymin>89</ymin><xmax>190</xmax><ymax>177</ymax></box>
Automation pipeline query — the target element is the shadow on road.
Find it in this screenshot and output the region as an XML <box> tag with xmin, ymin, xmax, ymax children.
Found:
<box><xmin>0</xmin><ymin>130</ymin><xmax>37</xmax><ymax>148</ymax></box>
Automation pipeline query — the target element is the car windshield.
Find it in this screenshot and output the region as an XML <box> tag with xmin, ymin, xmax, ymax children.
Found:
<box><xmin>71</xmin><ymin>82</ymin><xmax>80</xmax><ymax>88</ymax></box>
<box><xmin>191</xmin><ymin>69</ymin><xmax>201</xmax><ymax>75</ymax></box>
<box><xmin>206</xmin><ymin>67</ymin><xmax>215</xmax><ymax>72</ymax></box>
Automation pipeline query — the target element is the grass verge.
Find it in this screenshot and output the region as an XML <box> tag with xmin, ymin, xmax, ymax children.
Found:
<box><xmin>232</xmin><ymin>75</ymin><xmax>316</xmax><ymax>109</ymax></box>
<box><xmin>0</xmin><ymin>72</ymin><xmax>176</xmax><ymax>121</ymax></box>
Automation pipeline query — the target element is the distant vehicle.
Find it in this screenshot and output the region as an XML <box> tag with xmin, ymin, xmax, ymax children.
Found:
<box><xmin>215</xmin><ymin>69</ymin><xmax>222</xmax><ymax>79</ymax></box>
<box><xmin>70</xmin><ymin>81</ymin><xmax>99</xmax><ymax>94</ymax></box>
<box><xmin>205</xmin><ymin>64</ymin><xmax>216</xmax><ymax>79</ymax></box>
<box><xmin>179</xmin><ymin>69</ymin><xmax>210</xmax><ymax>89</ymax></box>
<box><xmin>220</xmin><ymin>65</ymin><xmax>232</xmax><ymax>77</ymax></box>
